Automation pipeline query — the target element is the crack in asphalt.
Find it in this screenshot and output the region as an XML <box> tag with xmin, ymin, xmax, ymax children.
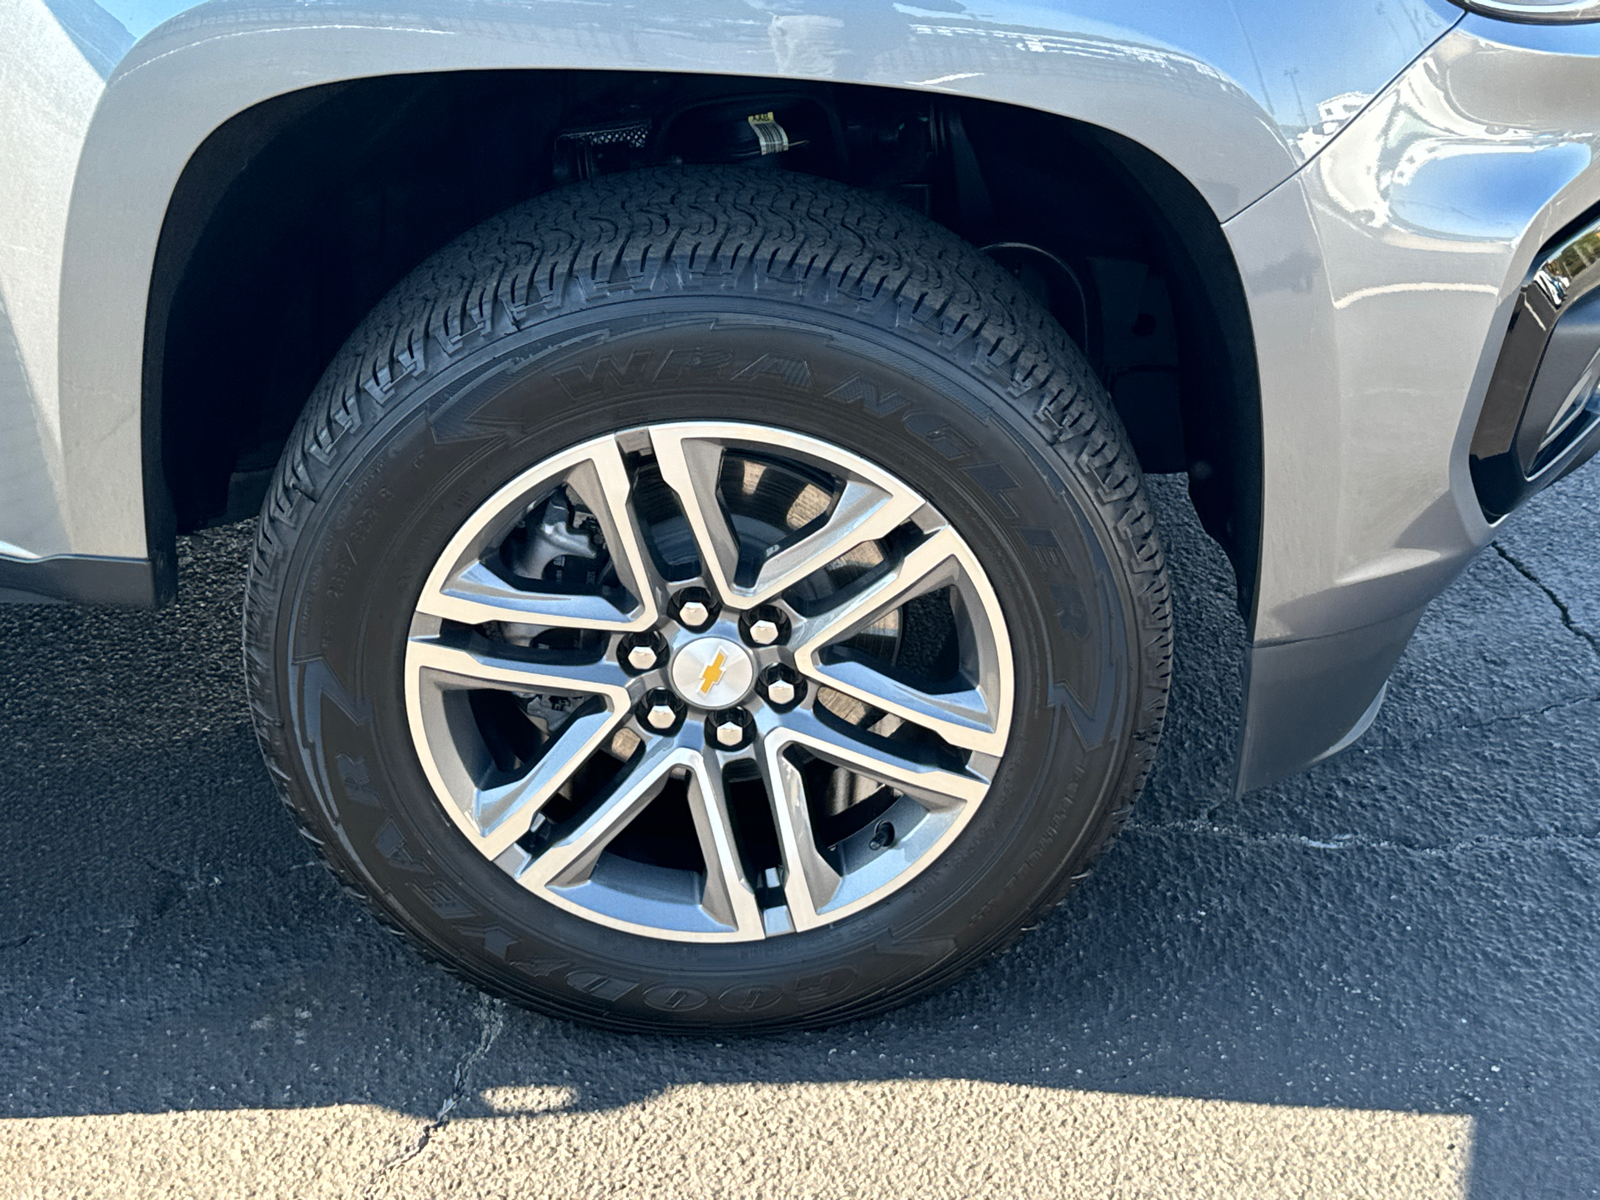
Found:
<box><xmin>1493</xmin><ymin>541</ymin><xmax>1600</xmax><ymax>661</ymax></box>
<box><xmin>356</xmin><ymin>993</ymin><xmax>507</xmax><ymax>1199</ymax></box>
<box><xmin>1364</xmin><ymin>691</ymin><xmax>1600</xmax><ymax>756</ymax></box>
<box><xmin>1128</xmin><ymin>819</ymin><xmax>1600</xmax><ymax>859</ymax></box>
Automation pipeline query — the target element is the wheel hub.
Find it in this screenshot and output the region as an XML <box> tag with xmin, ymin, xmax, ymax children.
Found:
<box><xmin>669</xmin><ymin>635</ymin><xmax>755</xmax><ymax>709</ymax></box>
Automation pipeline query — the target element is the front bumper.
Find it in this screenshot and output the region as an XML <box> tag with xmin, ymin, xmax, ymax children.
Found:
<box><xmin>1227</xmin><ymin>16</ymin><xmax>1600</xmax><ymax>792</ymax></box>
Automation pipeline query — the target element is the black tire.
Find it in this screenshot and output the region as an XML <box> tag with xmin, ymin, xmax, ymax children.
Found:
<box><xmin>243</xmin><ymin>166</ymin><xmax>1171</xmax><ymax>1032</ymax></box>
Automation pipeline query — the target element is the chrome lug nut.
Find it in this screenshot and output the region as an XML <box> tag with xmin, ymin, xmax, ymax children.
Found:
<box><xmin>741</xmin><ymin>605</ymin><xmax>790</xmax><ymax>647</ymax></box>
<box><xmin>673</xmin><ymin>586</ymin><xmax>717</xmax><ymax>630</ymax></box>
<box><xmin>638</xmin><ymin>688</ymin><xmax>683</xmax><ymax>734</ymax></box>
<box><xmin>709</xmin><ymin>708</ymin><xmax>752</xmax><ymax>749</ymax></box>
<box><xmin>619</xmin><ymin>632</ymin><xmax>666</xmax><ymax>675</ymax></box>
<box><xmin>760</xmin><ymin>664</ymin><xmax>802</xmax><ymax>710</ymax></box>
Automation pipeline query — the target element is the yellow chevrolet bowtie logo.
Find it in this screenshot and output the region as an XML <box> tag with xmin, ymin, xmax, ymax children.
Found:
<box><xmin>698</xmin><ymin>649</ymin><xmax>729</xmax><ymax>695</ymax></box>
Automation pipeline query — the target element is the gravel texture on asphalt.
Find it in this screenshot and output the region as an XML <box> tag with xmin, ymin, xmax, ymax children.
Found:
<box><xmin>0</xmin><ymin>466</ymin><xmax>1595</xmax><ymax>1199</ymax></box>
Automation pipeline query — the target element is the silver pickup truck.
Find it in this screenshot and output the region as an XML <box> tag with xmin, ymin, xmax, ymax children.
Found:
<box><xmin>6</xmin><ymin>0</ymin><xmax>1598</xmax><ymax>1031</ymax></box>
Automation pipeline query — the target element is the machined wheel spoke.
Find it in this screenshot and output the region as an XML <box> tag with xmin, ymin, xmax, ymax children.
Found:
<box><xmin>790</xmin><ymin>527</ymin><xmax>964</xmax><ymax>658</ymax></box>
<box><xmin>756</xmin><ymin>732</ymin><xmax>844</xmax><ymax>930</ymax></box>
<box><xmin>766</xmin><ymin>705</ymin><xmax>990</xmax><ymax>812</ymax></box>
<box><xmin>408</xmin><ymin>637</ymin><xmax>634</xmax><ymax>701</ymax></box>
<box><xmin>649</xmin><ymin>424</ymin><xmax>922</xmax><ymax>609</ymax></box>
<box><xmin>646</xmin><ymin>427</ymin><xmax>742</xmax><ymax>603</ymax></box>
<box><xmin>803</xmin><ymin>656</ymin><xmax>1005</xmax><ymax>756</ymax></box>
<box><xmin>417</xmin><ymin>563</ymin><xmax>648</xmax><ymax>631</ymax></box>
<box><xmin>746</xmin><ymin>477</ymin><xmax>924</xmax><ymax>605</ymax></box>
<box><xmin>407</xmin><ymin>638</ymin><xmax>632</xmax><ymax>857</ymax></box>
<box><xmin>790</xmin><ymin>526</ymin><xmax>1011</xmax><ymax>755</ymax></box>
<box><xmin>558</xmin><ymin>438</ymin><xmax>663</xmax><ymax>624</ymax></box>
<box><xmin>518</xmin><ymin>739</ymin><xmax>689</xmax><ymax>890</ymax></box>
<box><xmin>683</xmin><ymin>753</ymin><xmax>766</xmax><ymax>938</ymax></box>
<box><xmin>416</xmin><ymin>436</ymin><xmax>661</xmax><ymax>631</ymax></box>
<box><xmin>472</xmin><ymin>710</ymin><xmax>618</xmax><ymax>860</ymax></box>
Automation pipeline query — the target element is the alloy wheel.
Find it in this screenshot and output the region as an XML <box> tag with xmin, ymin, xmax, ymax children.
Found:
<box><xmin>404</xmin><ymin>422</ymin><xmax>1015</xmax><ymax>942</ymax></box>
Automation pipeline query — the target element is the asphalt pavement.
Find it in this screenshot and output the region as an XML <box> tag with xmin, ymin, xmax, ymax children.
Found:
<box><xmin>1</xmin><ymin>465</ymin><xmax>1596</xmax><ymax>1199</ymax></box>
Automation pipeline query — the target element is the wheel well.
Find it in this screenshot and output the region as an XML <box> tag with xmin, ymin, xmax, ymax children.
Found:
<box><xmin>149</xmin><ymin>69</ymin><xmax>1261</xmax><ymax>614</ymax></box>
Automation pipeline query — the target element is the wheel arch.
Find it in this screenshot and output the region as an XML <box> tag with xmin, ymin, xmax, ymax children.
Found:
<box><xmin>57</xmin><ymin>9</ymin><xmax>1272</xmax><ymax>615</ymax></box>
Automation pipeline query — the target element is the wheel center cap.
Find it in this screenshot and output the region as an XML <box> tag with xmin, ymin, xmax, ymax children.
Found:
<box><xmin>670</xmin><ymin>636</ymin><xmax>755</xmax><ymax>708</ymax></box>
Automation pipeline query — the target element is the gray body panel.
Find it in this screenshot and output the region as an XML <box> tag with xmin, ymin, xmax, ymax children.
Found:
<box><xmin>1230</xmin><ymin>16</ymin><xmax>1600</xmax><ymax>785</ymax></box>
<box><xmin>3</xmin><ymin>0</ymin><xmax>1595</xmax><ymax>785</ymax></box>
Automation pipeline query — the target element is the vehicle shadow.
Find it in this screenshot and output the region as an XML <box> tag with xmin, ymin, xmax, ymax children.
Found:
<box><xmin>1</xmin><ymin>473</ymin><xmax>1596</xmax><ymax>1198</ymax></box>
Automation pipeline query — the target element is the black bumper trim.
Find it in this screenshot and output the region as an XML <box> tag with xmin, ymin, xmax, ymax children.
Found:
<box><xmin>1471</xmin><ymin>209</ymin><xmax>1600</xmax><ymax>520</ymax></box>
